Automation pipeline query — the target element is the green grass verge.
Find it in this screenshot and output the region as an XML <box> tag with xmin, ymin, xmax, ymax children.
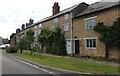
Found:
<box><xmin>12</xmin><ymin>51</ymin><xmax>119</xmax><ymax>74</ymax></box>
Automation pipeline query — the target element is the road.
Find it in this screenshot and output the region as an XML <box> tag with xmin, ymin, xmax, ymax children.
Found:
<box><xmin>1</xmin><ymin>50</ymin><xmax>54</xmax><ymax>74</ymax></box>
<box><xmin>1</xmin><ymin>49</ymin><xmax>82</xmax><ymax>76</ymax></box>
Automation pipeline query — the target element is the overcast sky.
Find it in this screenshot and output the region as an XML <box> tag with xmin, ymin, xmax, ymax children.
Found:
<box><xmin>0</xmin><ymin>0</ymin><xmax>102</xmax><ymax>39</ymax></box>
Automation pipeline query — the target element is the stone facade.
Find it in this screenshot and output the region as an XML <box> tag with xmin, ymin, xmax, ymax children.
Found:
<box><xmin>73</xmin><ymin>6</ymin><xmax>120</xmax><ymax>59</ymax></box>
<box><xmin>17</xmin><ymin>1</ymin><xmax>120</xmax><ymax>59</ymax></box>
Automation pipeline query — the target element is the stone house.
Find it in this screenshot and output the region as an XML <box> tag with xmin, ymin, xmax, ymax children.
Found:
<box><xmin>17</xmin><ymin>1</ymin><xmax>120</xmax><ymax>59</ymax></box>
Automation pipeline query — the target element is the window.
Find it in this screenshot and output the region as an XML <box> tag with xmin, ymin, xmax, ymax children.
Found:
<box><xmin>64</xmin><ymin>14</ymin><xmax>69</xmax><ymax>19</ymax></box>
<box><xmin>84</xmin><ymin>16</ymin><xmax>96</xmax><ymax>29</ymax></box>
<box><xmin>85</xmin><ymin>38</ymin><xmax>96</xmax><ymax>49</ymax></box>
<box><xmin>38</xmin><ymin>30</ymin><xmax>41</xmax><ymax>34</ymax></box>
<box><xmin>54</xmin><ymin>18</ymin><xmax>58</xmax><ymax>23</ymax></box>
<box><xmin>64</xmin><ymin>23</ymin><xmax>69</xmax><ymax>31</ymax></box>
<box><xmin>34</xmin><ymin>31</ymin><xmax>37</xmax><ymax>37</ymax></box>
<box><xmin>39</xmin><ymin>24</ymin><xmax>42</xmax><ymax>28</ymax></box>
<box><xmin>35</xmin><ymin>26</ymin><xmax>37</xmax><ymax>29</ymax></box>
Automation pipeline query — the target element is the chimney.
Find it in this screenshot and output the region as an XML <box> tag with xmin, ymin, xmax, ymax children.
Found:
<box><xmin>16</xmin><ymin>28</ymin><xmax>20</xmax><ymax>34</ymax></box>
<box><xmin>52</xmin><ymin>2</ymin><xmax>60</xmax><ymax>15</ymax></box>
<box><xmin>26</xmin><ymin>23</ymin><xmax>29</xmax><ymax>28</ymax></box>
<box><xmin>29</xmin><ymin>18</ymin><xmax>34</xmax><ymax>25</ymax></box>
<box><xmin>21</xmin><ymin>24</ymin><xmax>25</xmax><ymax>31</ymax></box>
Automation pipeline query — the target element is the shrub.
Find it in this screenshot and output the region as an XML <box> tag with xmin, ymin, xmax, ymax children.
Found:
<box><xmin>6</xmin><ymin>45</ymin><xmax>18</xmax><ymax>53</ymax></box>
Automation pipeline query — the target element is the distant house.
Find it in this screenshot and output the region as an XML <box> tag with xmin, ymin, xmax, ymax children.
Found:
<box><xmin>0</xmin><ymin>37</ymin><xmax>2</xmax><ymax>46</ymax></box>
<box><xmin>16</xmin><ymin>1</ymin><xmax>120</xmax><ymax>59</ymax></box>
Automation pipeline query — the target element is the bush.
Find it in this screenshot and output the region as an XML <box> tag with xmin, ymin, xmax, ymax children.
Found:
<box><xmin>6</xmin><ymin>45</ymin><xmax>18</xmax><ymax>53</ymax></box>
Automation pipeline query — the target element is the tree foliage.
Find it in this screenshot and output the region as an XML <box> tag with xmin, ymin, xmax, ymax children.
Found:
<box><xmin>38</xmin><ymin>27</ymin><xmax>67</xmax><ymax>56</ymax></box>
<box><xmin>18</xmin><ymin>37</ymin><xmax>27</xmax><ymax>53</ymax></box>
<box><xmin>94</xmin><ymin>18</ymin><xmax>120</xmax><ymax>59</ymax></box>
<box><xmin>25</xmin><ymin>29</ymin><xmax>34</xmax><ymax>55</ymax></box>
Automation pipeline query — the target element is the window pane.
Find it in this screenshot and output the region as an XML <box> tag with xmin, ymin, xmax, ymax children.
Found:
<box><xmin>54</xmin><ymin>18</ymin><xmax>58</xmax><ymax>23</ymax></box>
<box><xmin>89</xmin><ymin>39</ymin><xmax>93</xmax><ymax>48</ymax></box>
<box><xmin>64</xmin><ymin>24</ymin><xmax>69</xmax><ymax>31</ymax></box>
<box><xmin>64</xmin><ymin>14</ymin><xmax>69</xmax><ymax>19</ymax></box>
<box><xmin>93</xmin><ymin>39</ymin><xmax>96</xmax><ymax>48</ymax></box>
<box><xmin>86</xmin><ymin>39</ymin><xmax>89</xmax><ymax>48</ymax></box>
<box><xmin>85</xmin><ymin>17</ymin><xmax>96</xmax><ymax>29</ymax></box>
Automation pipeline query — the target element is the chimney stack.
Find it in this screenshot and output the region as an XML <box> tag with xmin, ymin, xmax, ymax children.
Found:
<box><xmin>52</xmin><ymin>2</ymin><xmax>60</xmax><ymax>15</ymax></box>
<box><xmin>21</xmin><ymin>24</ymin><xmax>25</xmax><ymax>31</ymax></box>
<box><xmin>26</xmin><ymin>23</ymin><xmax>29</xmax><ymax>28</ymax></box>
<box><xmin>29</xmin><ymin>18</ymin><xmax>34</xmax><ymax>25</ymax></box>
<box><xmin>16</xmin><ymin>28</ymin><xmax>20</xmax><ymax>34</ymax></box>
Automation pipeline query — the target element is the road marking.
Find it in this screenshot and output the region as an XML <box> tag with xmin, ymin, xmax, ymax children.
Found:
<box><xmin>14</xmin><ymin>58</ymin><xmax>54</xmax><ymax>74</ymax></box>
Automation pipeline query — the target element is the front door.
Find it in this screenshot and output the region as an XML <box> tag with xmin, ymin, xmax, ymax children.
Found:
<box><xmin>66</xmin><ymin>40</ymin><xmax>71</xmax><ymax>54</ymax></box>
<box><xmin>75</xmin><ymin>40</ymin><xmax>79</xmax><ymax>54</ymax></box>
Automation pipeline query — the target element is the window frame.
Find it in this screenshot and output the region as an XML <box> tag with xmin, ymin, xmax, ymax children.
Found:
<box><xmin>39</xmin><ymin>24</ymin><xmax>42</xmax><ymax>28</ymax></box>
<box><xmin>84</xmin><ymin>16</ymin><xmax>97</xmax><ymax>29</ymax></box>
<box><xmin>54</xmin><ymin>18</ymin><xmax>59</xmax><ymax>23</ymax></box>
<box><xmin>35</xmin><ymin>25</ymin><xmax>37</xmax><ymax>29</ymax></box>
<box><xmin>84</xmin><ymin>38</ymin><xmax>97</xmax><ymax>49</ymax></box>
<box><xmin>63</xmin><ymin>23</ymin><xmax>70</xmax><ymax>32</ymax></box>
<box><xmin>34</xmin><ymin>31</ymin><xmax>38</xmax><ymax>37</ymax></box>
<box><xmin>64</xmin><ymin>14</ymin><xmax>69</xmax><ymax>19</ymax></box>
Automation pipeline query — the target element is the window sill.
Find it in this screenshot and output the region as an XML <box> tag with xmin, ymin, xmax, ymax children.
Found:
<box><xmin>85</xmin><ymin>48</ymin><xmax>96</xmax><ymax>50</ymax></box>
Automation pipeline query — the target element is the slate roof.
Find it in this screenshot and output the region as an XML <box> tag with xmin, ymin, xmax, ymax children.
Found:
<box><xmin>25</xmin><ymin>1</ymin><xmax>120</xmax><ymax>29</ymax></box>
<box><xmin>25</xmin><ymin>3</ymin><xmax>81</xmax><ymax>29</ymax></box>
<box><xmin>75</xmin><ymin>1</ymin><xmax>120</xmax><ymax>17</ymax></box>
<box><xmin>33</xmin><ymin>4</ymin><xmax>79</xmax><ymax>25</ymax></box>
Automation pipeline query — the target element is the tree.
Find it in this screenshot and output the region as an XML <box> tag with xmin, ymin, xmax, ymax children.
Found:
<box><xmin>37</xmin><ymin>27</ymin><xmax>67</xmax><ymax>56</ymax></box>
<box><xmin>51</xmin><ymin>27</ymin><xmax>66</xmax><ymax>55</ymax></box>
<box><xmin>37</xmin><ymin>28</ymin><xmax>50</xmax><ymax>52</ymax></box>
<box><xmin>18</xmin><ymin>37</ymin><xmax>27</xmax><ymax>53</ymax></box>
<box><xmin>94</xmin><ymin>18</ymin><xmax>120</xmax><ymax>60</ymax></box>
<box><xmin>10</xmin><ymin>33</ymin><xmax>16</xmax><ymax>45</ymax></box>
<box><xmin>111</xmin><ymin>18</ymin><xmax>120</xmax><ymax>49</ymax></box>
<box><xmin>25</xmin><ymin>29</ymin><xmax>34</xmax><ymax>55</ymax></box>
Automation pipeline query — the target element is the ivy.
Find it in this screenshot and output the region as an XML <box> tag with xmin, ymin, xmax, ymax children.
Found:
<box><xmin>94</xmin><ymin>18</ymin><xmax>120</xmax><ymax>59</ymax></box>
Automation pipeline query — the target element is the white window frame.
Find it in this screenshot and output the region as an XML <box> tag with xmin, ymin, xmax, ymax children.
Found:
<box><xmin>84</xmin><ymin>37</ymin><xmax>97</xmax><ymax>49</ymax></box>
<box><xmin>35</xmin><ymin>25</ymin><xmax>37</xmax><ymax>29</ymax></box>
<box><xmin>84</xmin><ymin>16</ymin><xmax>97</xmax><ymax>29</ymax></box>
<box><xmin>63</xmin><ymin>23</ymin><xmax>70</xmax><ymax>32</ymax></box>
<box><xmin>38</xmin><ymin>30</ymin><xmax>41</xmax><ymax>34</ymax></box>
<box><xmin>54</xmin><ymin>18</ymin><xmax>58</xmax><ymax>23</ymax></box>
<box><xmin>39</xmin><ymin>24</ymin><xmax>42</xmax><ymax>28</ymax></box>
<box><xmin>64</xmin><ymin>14</ymin><xmax>69</xmax><ymax>19</ymax></box>
<box><xmin>34</xmin><ymin>31</ymin><xmax>37</xmax><ymax>37</ymax></box>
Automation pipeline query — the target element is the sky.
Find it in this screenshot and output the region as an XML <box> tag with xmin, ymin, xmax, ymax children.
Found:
<box><xmin>0</xmin><ymin>0</ymin><xmax>102</xmax><ymax>39</ymax></box>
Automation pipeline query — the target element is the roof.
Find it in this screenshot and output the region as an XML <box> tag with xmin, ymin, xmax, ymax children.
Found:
<box><xmin>31</xmin><ymin>3</ymin><xmax>80</xmax><ymax>26</ymax></box>
<box><xmin>75</xmin><ymin>1</ymin><xmax>120</xmax><ymax>17</ymax></box>
<box><xmin>21</xmin><ymin>2</ymin><xmax>88</xmax><ymax>30</ymax></box>
<box><xmin>22</xmin><ymin>1</ymin><xmax>120</xmax><ymax>30</ymax></box>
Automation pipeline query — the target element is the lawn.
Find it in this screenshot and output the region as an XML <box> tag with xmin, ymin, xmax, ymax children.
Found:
<box><xmin>12</xmin><ymin>51</ymin><xmax>119</xmax><ymax>74</ymax></box>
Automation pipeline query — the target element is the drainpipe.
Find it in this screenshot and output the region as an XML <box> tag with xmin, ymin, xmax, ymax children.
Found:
<box><xmin>70</xmin><ymin>11</ymin><xmax>73</xmax><ymax>56</ymax></box>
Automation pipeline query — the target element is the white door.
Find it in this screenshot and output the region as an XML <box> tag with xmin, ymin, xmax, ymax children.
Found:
<box><xmin>66</xmin><ymin>40</ymin><xmax>72</xmax><ymax>54</ymax></box>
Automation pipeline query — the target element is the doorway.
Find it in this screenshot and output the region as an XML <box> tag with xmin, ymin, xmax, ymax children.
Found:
<box><xmin>74</xmin><ymin>40</ymin><xmax>80</xmax><ymax>54</ymax></box>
